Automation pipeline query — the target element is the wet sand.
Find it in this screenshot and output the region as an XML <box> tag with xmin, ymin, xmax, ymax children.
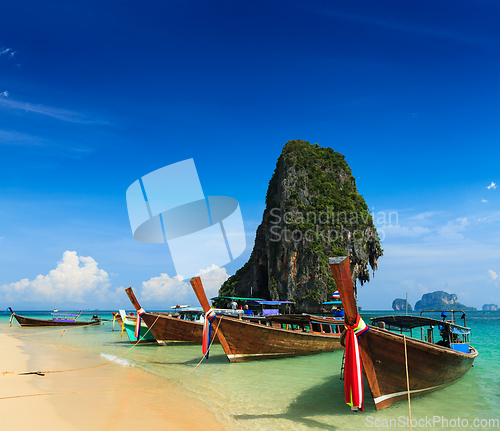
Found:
<box><xmin>0</xmin><ymin>334</ymin><xmax>226</xmax><ymax>431</ymax></box>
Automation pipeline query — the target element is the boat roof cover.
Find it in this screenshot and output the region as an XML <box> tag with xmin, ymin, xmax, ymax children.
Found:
<box><xmin>322</xmin><ymin>301</ymin><xmax>342</xmax><ymax>305</ymax></box>
<box><xmin>266</xmin><ymin>314</ymin><xmax>343</xmax><ymax>325</ymax></box>
<box><xmin>178</xmin><ymin>308</ymin><xmax>204</xmax><ymax>313</ymax></box>
<box><xmin>211</xmin><ymin>296</ymin><xmax>266</xmax><ymax>301</ymax></box>
<box><xmin>371</xmin><ymin>315</ymin><xmax>471</xmax><ymax>333</ymax></box>
<box><xmin>51</xmin><ymin>312</ymin><xmax>79</xmax><ymax>317</ymax></box>
<box><xmin>245</xmin><ymin>300</ymin><xmax>294</xmax><ymax>305</ymax></box>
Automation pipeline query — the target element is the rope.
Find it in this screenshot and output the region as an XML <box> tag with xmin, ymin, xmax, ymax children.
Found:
<box><xmin>187</xmin><ymin>315</ymin><xmax>223</xmax><ymax>375</ymax></box>
<box><xmin>38</xmin><ymin>314</ymin><xmax>162</xmax><ymax>375</ymax></box>
<box><xmin>0</xmin><ymin>388</ymin><xmax>131</xmax><ymax>401</ymax></box>
<box><xmin>1</xmin><ymin>312</ymin><xmax>222</xmax><ymax>401</ymax></box>
<box><xmin>3</xmin><ymin>314</ymin><xmax>162</xmax><ymax>377</ymax></box>
<box><xmin>403</xmin><ymin>335</ymin><xmax>412</xmax><ymax>431</ymax></box>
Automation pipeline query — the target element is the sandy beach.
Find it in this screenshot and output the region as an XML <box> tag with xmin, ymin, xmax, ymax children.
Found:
<box><xmin>0</xmin><ymin>332</ymin><xmax>226</xmax><ymax>431</ymax></box>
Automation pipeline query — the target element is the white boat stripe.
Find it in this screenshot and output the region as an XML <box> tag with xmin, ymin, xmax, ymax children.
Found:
<box><xmin>373</xmin><ymin>384</ymin><xmax>446</xmax><ymax>404</ymax></box>
<box><xmin>227</xmin><ymin>352</ymin><xmax>290</xmax><ymax>359</ymax></box>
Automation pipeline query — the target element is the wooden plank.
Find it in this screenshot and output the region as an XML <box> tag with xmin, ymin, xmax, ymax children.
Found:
<box><xmin>125</xmin><ymin>287</ymin><xmax>142</xmax><ymax>311</ymax></box>
<box><xmin>190</xmin><ymin>276</ymin><xmax>233</xmax><ymax>360</ymax></box>
<box><xmin>329</xmin><ymin>256</ymin><xmax>357</xmax><ymax>326</ymax></box>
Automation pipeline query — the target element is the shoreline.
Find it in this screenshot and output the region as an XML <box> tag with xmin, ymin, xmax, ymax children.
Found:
<box><xmin>0</xmin><ymin>329</ymin><xmax>227</xmax><ymax>431</ymax></box>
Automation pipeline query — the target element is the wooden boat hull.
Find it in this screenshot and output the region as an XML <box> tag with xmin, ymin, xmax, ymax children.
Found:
<box><xmin>123</xmin><ymin>318</ymin><xmax>157</xmax><ymax>344</ymax></box>
<box><xmin>210</xmin><ymin>315</ymin><xmax>341</xmax><ymax>362</ymax></box>
<box><xmin>12</xmin><ymin>314</ymin><xmax>100</xmax><ymax>327</ymax></box>
<box><xmin>112</xmin><ymin>312</ymin><xmax>123</xmax><ymax>327</ymax></box>
<box><xmin>329</xmin><ymin>256</ymin><xmax>478</xmax><ymax>410</ymax></box>
<box><xmin>140</xmin><ymin>312</ymin><xmax>204</xmax><ymax>345</ymax></box>
<box><xmin>188</xmin><ymin>277</ymin><xmax>342</xmax><ymax>362</ymax></box>
<box><xmin>360</xmin><ymin>326</ymin><xmax>478</xmax><ymax>409</ymax></box>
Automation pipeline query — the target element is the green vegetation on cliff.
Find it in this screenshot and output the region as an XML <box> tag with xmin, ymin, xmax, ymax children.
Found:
<box><xmin>220</xmin><ymin>140</ymin><xmax>383</xmax><ymax>312</ymax></box>
<box><xmin>392</xmin><ymin>298</ymin><xmax>413</xmax><ymax>311</ymax></box>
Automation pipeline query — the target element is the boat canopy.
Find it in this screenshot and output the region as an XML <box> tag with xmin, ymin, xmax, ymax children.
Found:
<box><xmin>173</xmin><ymin>307</ymin><xmax>203</xmax><ymax>313</ymax></box>
<box><xmin>322</xmin><ymin>301</ymin><xmax>342</xmax><ymax>305</ymax></box>
<box><xmin>245</xmin><ymin>300</ymin><xmax>294</xmax><ymax>305</ymax></box>
<box><xmin>266</xmin><ymin>314</ymin><xmax>343</xmax><ymax>325</ymax></box>
<box><xmin>450</xmin><ymin>326</ymin><xmax>471</xmax><ymax>335</ymax></box>
<box><xmin>211</xmin><ymin>296</ymin><xmax>266</xmax><ymax>301</ymax></box>
<box><xmin>370</xmin><ymin>315</ymin><xmax>471</xmax><ymax>333</ymax></box>
<box><xmin>51</xmin><ymin>312</ymin><xmax>80</xmax><ymax>317</ymax></box>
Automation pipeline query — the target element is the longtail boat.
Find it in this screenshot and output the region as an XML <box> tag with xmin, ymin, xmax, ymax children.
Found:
<box><xmin>8</xmin><ymin>308</ymin><xmax>101</xmax><ymax>327</ymax></box>
<box><xmin>329</xmin><ymin>256</ymin><xmax>478</xmax><ymax>410</ymax></box>
<box><xmin>112</xmin><ymin>311</ymin><xmax>124</xmax><ymax>329</ymax></box>
<box><xmin>189</xmin><ymin>276</ymin><xmax>344</xmax><ymax>362</ymax></box>
<box><xmin>125</xmin><ymin>287</ymin><xmax>205</xmax><ymax>345</ymax></box>
<box><xmin>119</xmin><ymin>310</ymin><xmax>157</xmax><ymax>344</ymax></box>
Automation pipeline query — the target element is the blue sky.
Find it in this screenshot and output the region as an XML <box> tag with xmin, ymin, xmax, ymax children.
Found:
<box><xmin>1</xmin><ymin>0</ymin><xmax>500</xmax><ymax>310</ymax></box>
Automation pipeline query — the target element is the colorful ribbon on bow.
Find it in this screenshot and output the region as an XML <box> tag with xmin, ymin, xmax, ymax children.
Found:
<box><xmin>135</xmin><ymin>308</ymin><xmax>146</xmax><ymax>340</ymax></box>
<box><xmin>202</xmin><ymin>309</ymin><xmax>217</xmax><ymax>358</ymax></box>
<box><xmin>344</xmin><ymin>314</ymin><xmax>369</xmax><ymax>411</ymax></box>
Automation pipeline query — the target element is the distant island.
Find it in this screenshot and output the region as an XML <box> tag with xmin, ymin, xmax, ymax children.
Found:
<box><xmin>413</xmin><ymin>291</ymin><xmax>476</xmax><ymax>311</ymax></box>
<box><xmin>392</xmin><ymin>298</ymin><xmax>412</xmax><ymax>311</ymax></box>
<box><xmin>482</xmin><ymin>303</ymin><xmax>499</xmax><ymax>311</ymax></box>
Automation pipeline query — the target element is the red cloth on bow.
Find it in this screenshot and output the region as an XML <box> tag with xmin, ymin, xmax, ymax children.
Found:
<box><xmin>344</xmin><ymin>314</ymin><xmax>368</xmax><ymax>411</ymax></box>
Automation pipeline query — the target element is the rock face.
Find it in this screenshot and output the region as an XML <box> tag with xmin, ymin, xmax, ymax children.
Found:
<box><xmin>414</xmin><ymin>291</ymin><xmax>476</xmax><ymax>311</ymax></box>
<box><xmin>482</xmin><ymin>303</ymin><xmax>499</xmax><ymax>311</ymax></box>
<box><xmin>220</xmin><ymin>140</ymin><xmax>383</xmax><ymax>313</ymax></box>
<box><xmin>392</xmin><ymin>298</ymin><xmax>413</xmax><ymax>311</ymax></box>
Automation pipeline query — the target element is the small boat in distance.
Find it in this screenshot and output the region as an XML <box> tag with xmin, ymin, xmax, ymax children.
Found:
<box><xmin>189</xmin><ymin>276</ymin><xmax>344</xmax><ymax>362</ymax></box>
<box><xmin>8</xmin><ymin>308</ymin><xmax>101</xmax><ymax>327</ymax></box>
<box><xmin>329</xmin><ymin>256</ymin><xmax>478</xmax><ymax>410</ymax></box>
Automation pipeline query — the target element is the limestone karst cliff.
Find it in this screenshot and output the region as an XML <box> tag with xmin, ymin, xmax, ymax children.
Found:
<box><xmin>220</xmin><ymin>140</ymin><xmax>383</xmax><ymax>313</ymax></box>
<box><xmin>392</xmin><ymin>298</ymin><xmax>413</xmax><ymax>311</ymax></box>
<box><xmin>414</xmin><ymin>291</ymin><xmax>476</xmax><ymax>311</ymax></box>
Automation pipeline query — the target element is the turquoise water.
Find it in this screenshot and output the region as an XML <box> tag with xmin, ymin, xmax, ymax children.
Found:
<box><xmin>1</xmin><ymin>310</ymin><xmax>499</xmax><ymax>430</ymax></box>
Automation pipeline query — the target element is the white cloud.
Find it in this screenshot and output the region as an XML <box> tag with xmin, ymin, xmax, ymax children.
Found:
<box><xmin>0</xmin><ymin>48</ymin><xmax>13</xmax><ymax>56</ymax></box>
<box><xmin>436</xmin><ymin>217</ymin><xmax>468</xmax><ymax>240</ymax></box>
<box><xmin>140</xmin><ymin>265</ymin><xmax>229</xmax><ymax>306</ymax></box>
<box><xmin>0</xmin><ymin>97</ymin><xmax>107</xmax><ymax>124</ymax></box>
<box><xmin>1</xmin><ymin>91</ymin><xmax>8</xmax><ymax>98</ymax></box>
<box><xmin>140</xmin><ymin>273</ymin><xmax>189</xmax><ymax>303</ymax></box>
<box><xmin>482</xmin><ymin>199</ymin><xmax>488</xmax><ymax>203</ymax></box>
<box><xmin>0</xmin><ymin>130</ymin><xmax>48</xmax><ymax>147</ymax></box>
<box><xmin>487</xmin><ymin>182</ymin><xmax>497</xmax><ymax>190</ymax></box>
<box><xmin>488</xmin><ymin>270</ymin><xmax>498</xmax><ymax>281</ymax></box>
<box><xmin>410</xmin><ymin>211</ymin><xmax>436</xmax><ymax>221</ymax></box>
<box><xmin>196</xmin><ymin>265</ymin><xmax>230</xmax><ymax>299</ymax></box>
<box><xmin>0</xmin><ymin>129</ymin><xmax>93</xmax><ymax>158</ymax></box>
<box><xmin>378</xmin><ymin>224</ymin><xmax>431</xmax><ymax>238</ymax></box>
<box><xmin>0</xmin><ymin>251</ymin><xmax>111</xmax><ymax>304</ymax></box>
<box><xmin>400</xmin><ymin>279</ymin><xmax>428</xmax><ymax>295</ymax></box>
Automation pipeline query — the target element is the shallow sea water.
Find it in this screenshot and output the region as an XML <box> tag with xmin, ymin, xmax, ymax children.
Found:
<box><xmin>1</xmin><ymin>310</ymin><xmax>499</xmax><ymax>430</ymax></box>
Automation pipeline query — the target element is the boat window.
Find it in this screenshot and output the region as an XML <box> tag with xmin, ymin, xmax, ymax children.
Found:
<box><xmin>311</xmin><ymin>323</ymin><xmax>322</xmax><ymax>332</ymax></box>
